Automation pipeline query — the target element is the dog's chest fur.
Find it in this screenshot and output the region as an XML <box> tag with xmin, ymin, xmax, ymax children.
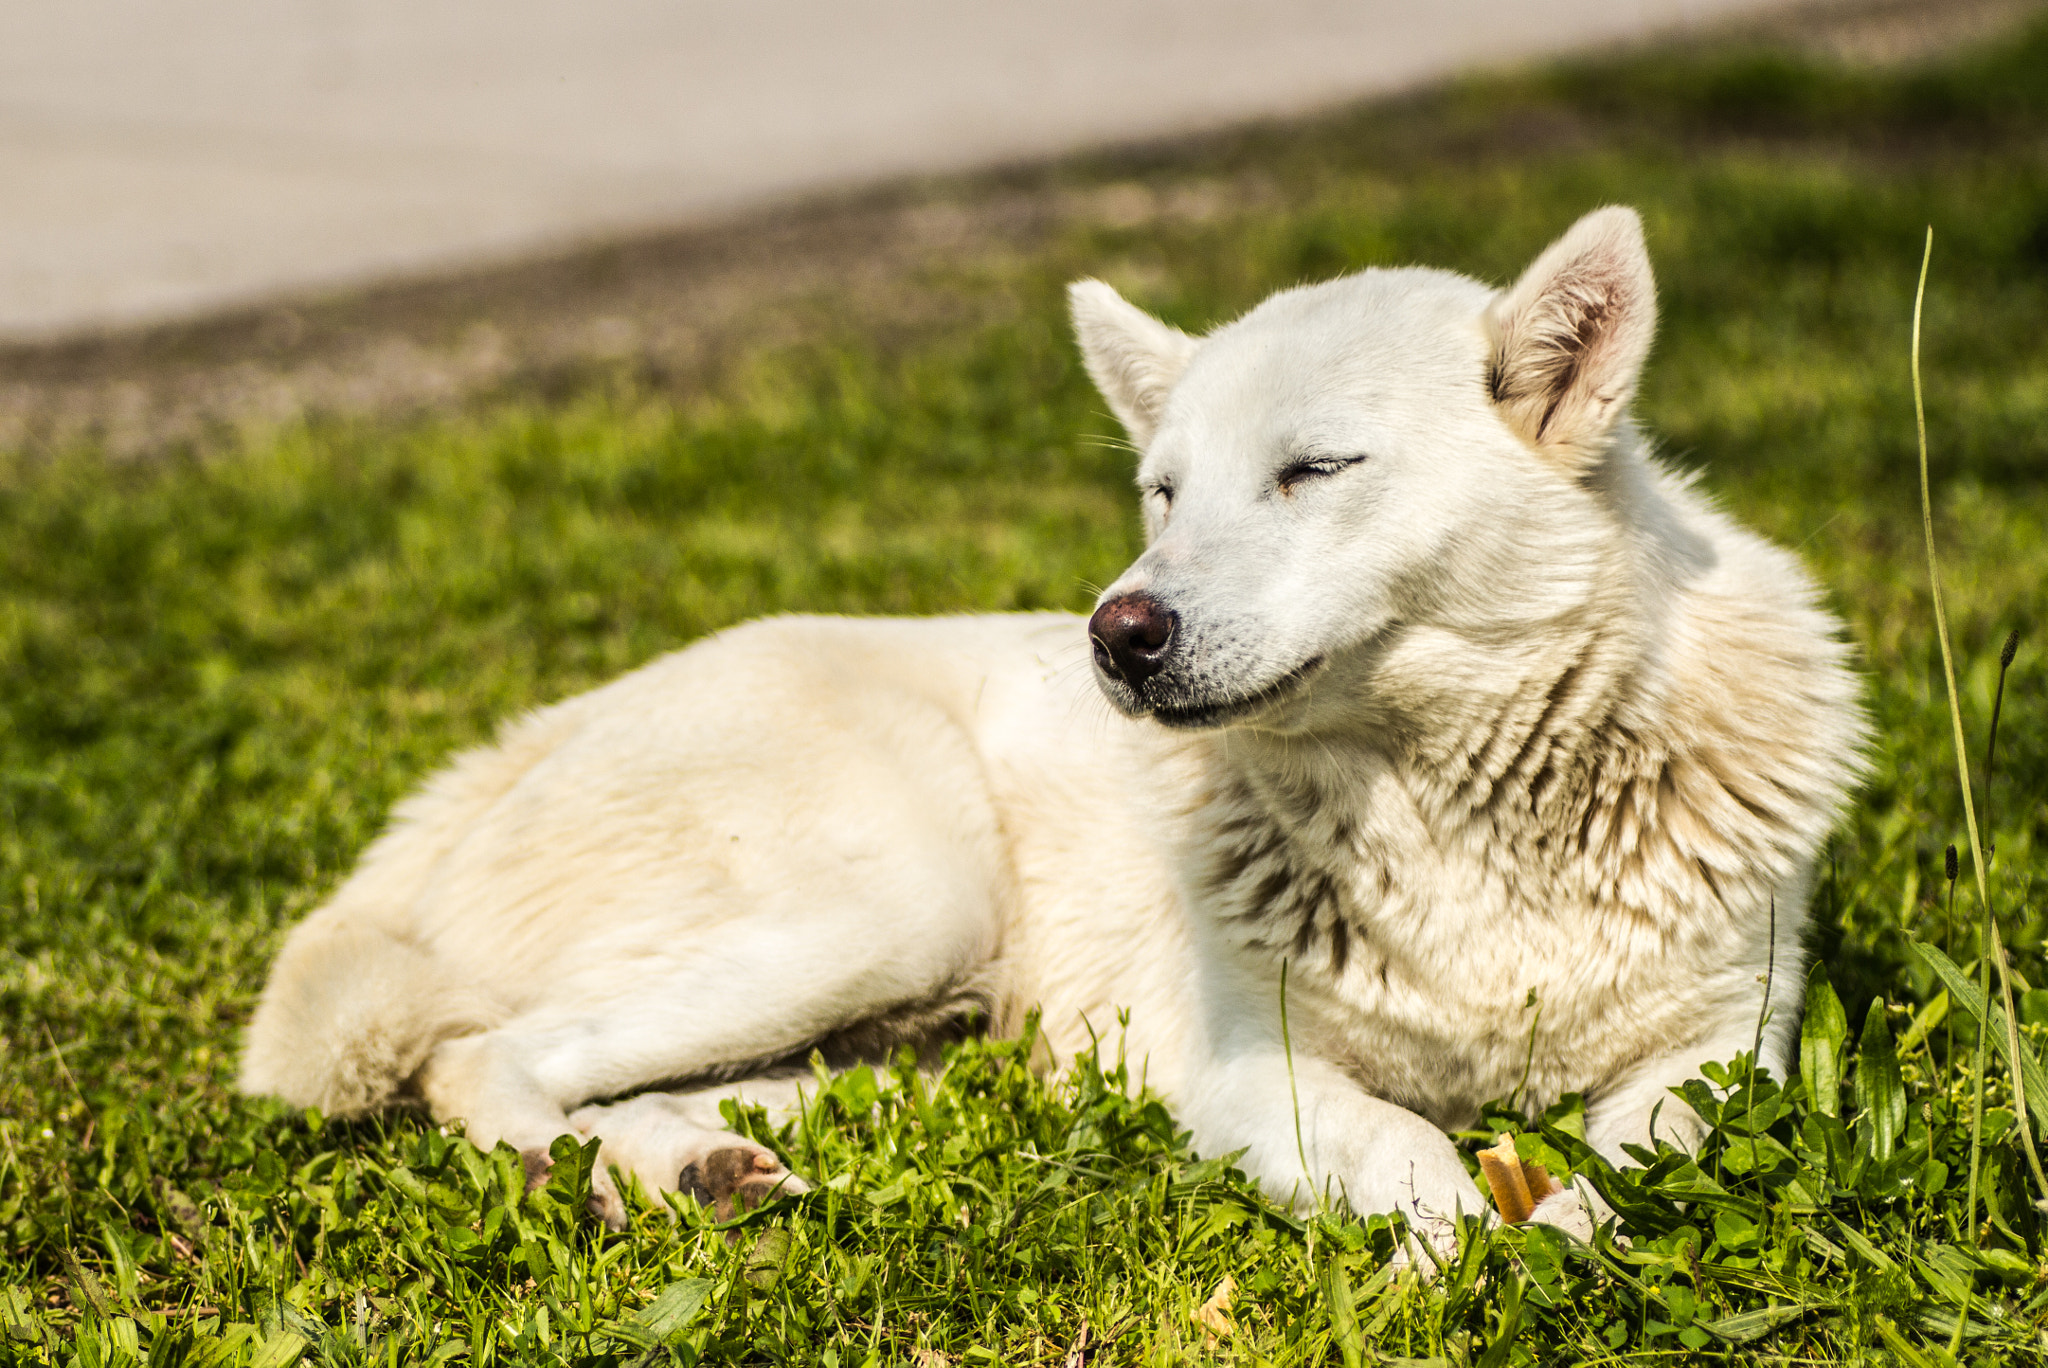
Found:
<box><xmin>1193</xmin><ymin>753</ymin><xmax>1706</xmax><ymax>1126</ymax></box>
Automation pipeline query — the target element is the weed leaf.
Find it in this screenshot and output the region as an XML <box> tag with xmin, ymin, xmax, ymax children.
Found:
<box><xmin>1701</xmin><ymin>1302</ymin><xmax>1822</xmax><ymax>1343</ymax></box>
<box><xmin>1854</xmin><ymin>1000</ymin><xmax>1906</xmax><ymax>1161</ymax></box>
<box><xmin>248</xmin><ymin>1330</ymin><xmax>308</xmax><ymax>1368</ymax></box>
<box><xmin>609</xmin><ymin>1278</ymin><xmax>715</xmax><ymax>1349</ymax></box>
<box><xmin>1801</xmin><ymin>966</ymin><xmax>1848</xmax><ymax>1118</ymax></box>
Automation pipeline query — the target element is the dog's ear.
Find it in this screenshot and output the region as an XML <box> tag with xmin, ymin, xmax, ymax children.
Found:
<box><xmin>1068</xmin><ymin>279</ymin><xmax>1200</xmax><ymax>447</ymax></box>
<box><xmin>1485</xmin><ymin>206</ymin><xmax>1657</xmax><ymax>470</ymax></box>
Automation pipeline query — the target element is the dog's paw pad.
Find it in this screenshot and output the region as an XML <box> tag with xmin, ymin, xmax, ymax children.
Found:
<box><xmin>519</xmin><ymin>1147</ymin><xmax>554</xmax><ymax>1194</ymax></box>
<box><xmin>679</xmin><ymin>1146</ymin><xmax>808</xmax><ymax>1222</ymax></box>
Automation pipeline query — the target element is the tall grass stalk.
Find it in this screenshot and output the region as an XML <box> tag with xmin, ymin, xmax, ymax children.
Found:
<box><xmin>1984</xmin><ymin>631</ymin><xmax>2020</xmax><ymax>862</ymax></box>
<box><xmin>1910</xmin><ymin>230</ymin><xmax>2048</xmax><ymax>1246</ymax></box>
<box><xmin>1940</xmin><ymin>843</ymin><xmax>1959</xmax><ymax>1095</ymax></box>
<box><xmin>1279</xmin><ymin>959</ymin><xmax>1314</xmax><ymax>1203</ymax></box>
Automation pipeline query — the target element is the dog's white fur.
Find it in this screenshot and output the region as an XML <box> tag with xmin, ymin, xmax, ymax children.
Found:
<box><xmin>242</xmin><ymin>208</ymin><xmax>1865</xmax><ymax>1244</ymax></box>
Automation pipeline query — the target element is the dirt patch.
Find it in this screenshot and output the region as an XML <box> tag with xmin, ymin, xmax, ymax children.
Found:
<box><xmin>0</xmin><ymin>0</ymin><xmax>2036</xmax><ymax>460</ymax></box>
<box><xmin>0</xmin><ymin>188</ymin><xmax>1035</xmax><ymax>458</ymax></box>
<box><xmin>1751</xmin><ymin>0</ymin><xmax>2046</xmax><ymax>65</ymax></box>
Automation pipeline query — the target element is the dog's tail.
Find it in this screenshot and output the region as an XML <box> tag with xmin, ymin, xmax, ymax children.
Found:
<box><xmin>239</xmin><ymin>704</ymin><xmax>585</xmax><ymax>1116</ymax></box>
<box><xmin>238</xmin><ymin>912</ymin><xmax>491</xmax><ymax>1118</ymax></box>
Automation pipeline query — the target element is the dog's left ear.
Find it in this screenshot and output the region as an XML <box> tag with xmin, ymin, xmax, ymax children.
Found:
<box><xmin>1485</xmin><ymin>206</ymin><xmax>1657</xmax><ymax>470</ymax></box>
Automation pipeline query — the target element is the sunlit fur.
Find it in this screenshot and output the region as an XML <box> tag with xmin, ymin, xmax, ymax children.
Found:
<box><xmin>242</xmin><ymin>208</ymin><xmax>1865</xmax><ymax>1247</ymax></box>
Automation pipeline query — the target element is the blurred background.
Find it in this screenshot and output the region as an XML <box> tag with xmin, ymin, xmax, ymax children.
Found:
<box><xmin>0</xmin><ymin>0</ymin><xmax>1911</xmax><ymax>339</ymax></box>
<box><xmin>2</xmin><ymin>0</ymin><xmax>2031</xmax><ymax>454</ymax></box>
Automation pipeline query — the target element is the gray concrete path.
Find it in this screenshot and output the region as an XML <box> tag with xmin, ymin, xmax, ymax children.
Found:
<box><xmin>0</xmin><ymin>0</ymin><xmax>1821</xmax><ymax>342</ymax></box>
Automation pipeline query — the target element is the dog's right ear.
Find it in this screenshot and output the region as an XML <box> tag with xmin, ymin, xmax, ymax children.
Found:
<box><xmin>1485</xmin><ymin>206</ymin><xmax>1657</xmax><ymax>472</ymax></box>
<box><xmin>1068</xmin><ymin>279</ymin><xmax>1200</xmax><ymax>448</ymax></box>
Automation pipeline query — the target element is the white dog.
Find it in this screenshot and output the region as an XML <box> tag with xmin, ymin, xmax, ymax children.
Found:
<box><xmin>241</xmin><ymin>207</ymin><xmax>1864</xmax><ymax>1247</ymax></box>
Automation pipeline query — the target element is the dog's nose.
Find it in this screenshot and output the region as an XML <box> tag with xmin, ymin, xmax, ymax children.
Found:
<box><xmin>1089</xmin><ymin>592</ymin><xmax>1178</xmax><ymax>688</ymax></box>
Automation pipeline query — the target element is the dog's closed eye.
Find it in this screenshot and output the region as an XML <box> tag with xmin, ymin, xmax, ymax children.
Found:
<box><xmin>1276</xmin><ymin>454</ymin><xmax>1365</xmax><ymax>495</ymax></box>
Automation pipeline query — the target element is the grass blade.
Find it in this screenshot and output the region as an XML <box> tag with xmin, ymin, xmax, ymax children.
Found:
<box><xmin>1907</xmin><ymin>941</ymin><xmax>2048</xmax><ymax>1132</ymax></box>
<box><xmin>1324</xmin><ymin>1260</ymin><xmax>1365</xmax><ymax>1368</ymax></box>
<box><xmin>1909</xmin><ymin>229</ymin><xmax>2048</xmax><ymax>1212</ymax></box>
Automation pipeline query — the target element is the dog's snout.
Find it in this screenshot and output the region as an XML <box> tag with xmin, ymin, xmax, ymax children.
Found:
<box><xmin>1089</xmin><ymin>593</ymin><xmax>1178</xmax><ymax>688</ymax></box>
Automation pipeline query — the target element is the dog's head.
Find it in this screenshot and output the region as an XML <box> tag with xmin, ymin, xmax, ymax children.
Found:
<box><xmin>1073</xmin><ymin>206</ymin><xmax>1659</xmax><ymax>731</ymax></box>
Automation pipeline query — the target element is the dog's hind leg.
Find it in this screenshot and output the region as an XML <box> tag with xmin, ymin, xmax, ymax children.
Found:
<box><xmin>416</xmin><ymin>1029</ymin><xmax>791</xmax><ymax>1229</ymax></box>
<box><xmin>414</xmin><ymin>908</ymin><xmax>995</xmax><ymax>1228</ymax></box>
<box><xmin>416</xmin><ymin>1027</ymin><xmax>807</xmax><ymax>1229</ymax></box>
<box><xmin>420</xmin><ymin>1032</ymin><xmax>845</xmax><ymax>1229</ymax></box>
<box><xmin>566</xmin><ymin>1077</ymin><xmax>816</xmax><ymax>1223</ymax></box>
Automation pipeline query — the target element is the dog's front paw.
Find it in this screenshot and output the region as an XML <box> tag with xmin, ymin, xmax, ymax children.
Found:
<box><xmin>1388</xmin><ymin>1210</ymin><xmax>1470</xmax><ymax>1276</ymax></box>
<box><xmin>1525</xmin><ymin>1185</ymin><xmax>1628</xmax><ymax>1247</ymax></box>
<box><xmin>1389</xmin><ymin>1182</ymin><xmax>1487</xmax><ymax>1276</ymax></box>
<box><xmin>1525</xmin><ymin>1188</ymin><xmax>1594</xmax><ymax>1241</ymax></box>
<box><xmin>680</xmin><ymin>1145</ymin><xmax>810</xmax><ymax>1223</ymax></box>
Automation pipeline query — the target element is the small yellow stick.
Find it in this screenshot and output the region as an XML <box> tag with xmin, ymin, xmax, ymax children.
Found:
<box><xmin>1478</xmin><ymin>1134</ymin><xmax>1561</xmax><ymax>1224</ymax></box>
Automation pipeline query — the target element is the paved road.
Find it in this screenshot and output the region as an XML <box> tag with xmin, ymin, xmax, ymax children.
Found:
<box><xmin>0</xmin><ymin>0</ymin><xmax>1815</xmax><ymax>342</ymax></box>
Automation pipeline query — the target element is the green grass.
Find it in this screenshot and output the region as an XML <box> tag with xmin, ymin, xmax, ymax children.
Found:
<box><xmin>7</xmin><ymin>15</ymin><xmax>2048</xmax><ymax>1365</ymax></box>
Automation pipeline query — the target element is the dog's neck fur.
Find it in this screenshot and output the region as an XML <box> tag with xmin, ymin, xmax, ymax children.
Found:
<box><xmin>1190</xmin><ymin>434</ymin><xmax>1859</xmax><ymax>992</ymax></box>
